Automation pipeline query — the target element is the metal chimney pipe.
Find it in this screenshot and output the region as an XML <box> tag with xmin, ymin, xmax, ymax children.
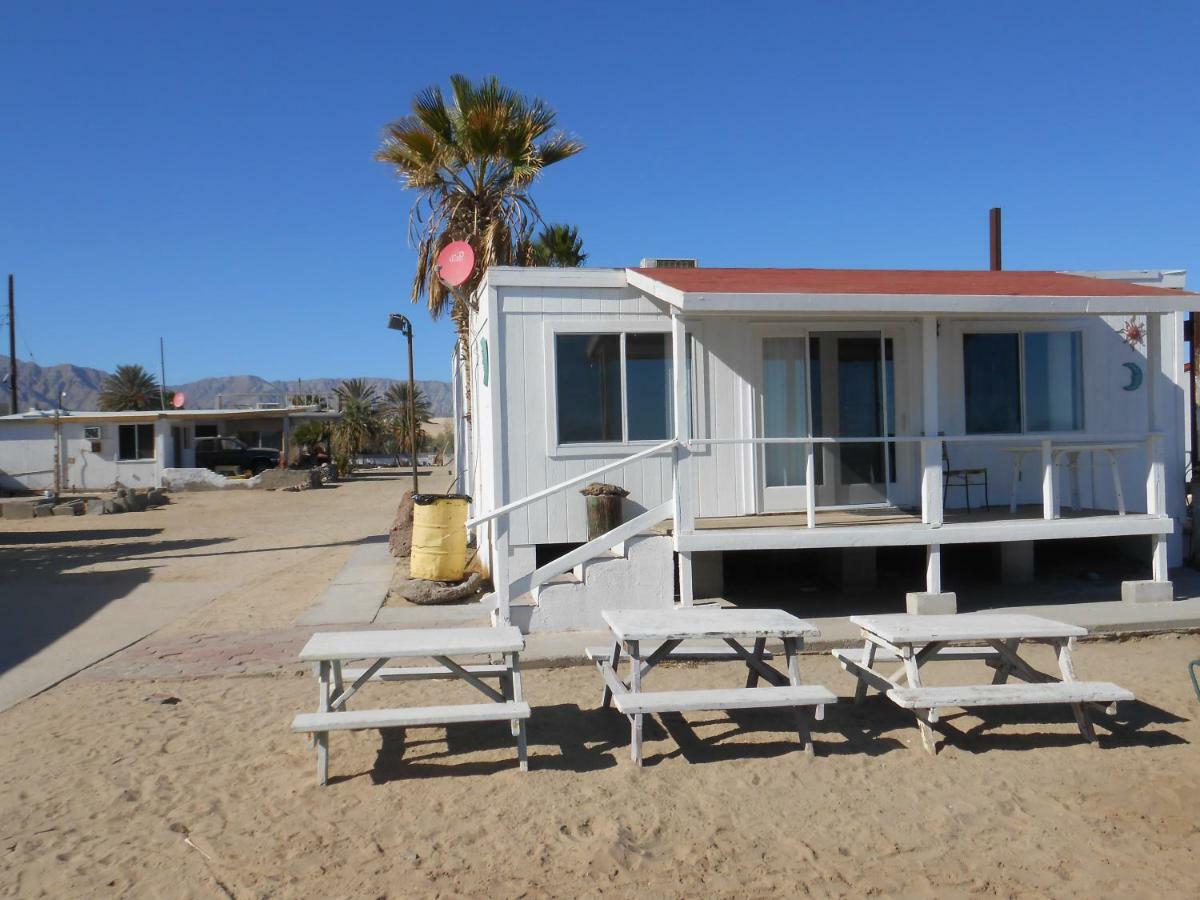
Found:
<box><xmin>989</xmin><ymin>207</ymin><xmax>1002</xmax><ymax>271</ymax></box>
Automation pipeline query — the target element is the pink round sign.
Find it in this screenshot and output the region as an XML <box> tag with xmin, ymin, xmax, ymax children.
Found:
<box><xmin>437</xmin><ymin>241</ymin><xmax>475</xmax><ymax>287</ymax></box>
<box><xmin>172</xmin><ymin>392</ymin><xmax>186</xmax><ymax>409</ymax></box>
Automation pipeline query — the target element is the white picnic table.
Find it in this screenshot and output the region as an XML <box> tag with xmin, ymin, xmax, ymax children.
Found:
<box><xmin>291</xmin><ymin>627</ymin><xmax>530</xmax><ymax>784</ymax></box>
<box><xmin>593</xmin><ymin>608</ymin><xmax>836</xmax><ymax>766</ymax></box>
<box><xmin>1001</xmin><ymin>441</ymin><xmax>1139</xmax><ymax>516</ymax></box>
<box><xmin>833</xmin><ymin>613</ymin><xmax>1133</xmax><ymax>754</ymax></box>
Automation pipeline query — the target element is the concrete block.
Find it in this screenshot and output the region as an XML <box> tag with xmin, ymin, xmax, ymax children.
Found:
<box><xmin>838</xmin><ymin>547</ymin><xmax>877</xmax><ymax>591</ymax></box>
<box><xmin>1120</xmin><ymin>580</ymin><xmax>1174</xmax><ymax>605</ymax></box>
<box><xmin>906</xmin><ymin>591</ymin><xmax>958</xmax><ymax>615</ymax></box>
<box><xmin>32</xmin><ymin>502</ymin><xmax>56</xmax><ymax>518</ymax></box>
<box><xmin>86</xmin><ymin>498</ymin><xmax>107</xmax><ymax>515</ymax></box>
<box><xmin>692</xmin><ymin>551</ymin><xmax>724</xmax><ymax>600</ymax></box>
<box><xmin>52</xmin><ymin>500</ymin><xmax>84</xmax><ymax>516</ymax></box>
<box><xmin>999</xmin><ymin>541</ymin><xmax>1035</xmax><ymax>585</ymax></box>
<box><xmin>1</xmin><ymin>499</ymin><xmax>40</xmax><ymax>519</ymax></box>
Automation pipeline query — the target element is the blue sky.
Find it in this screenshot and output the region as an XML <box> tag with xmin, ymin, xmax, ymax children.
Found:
<box><xmin>2</xmin><ymin>2</ymin><xmax>1197</xmax><ymax>384</ymax></box>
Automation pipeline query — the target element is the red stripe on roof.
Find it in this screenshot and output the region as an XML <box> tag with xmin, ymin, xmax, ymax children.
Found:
<box><xmin>629</xmin><ymin>268</ymin><xmax>1193</xmax><ymax>297</ymax></box>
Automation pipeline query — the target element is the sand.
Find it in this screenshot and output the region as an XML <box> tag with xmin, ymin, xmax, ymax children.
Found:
<box><xmin>1</xmin><ymin>635</ymin><xmax>1198</xmax><ymax>898</ymax></box>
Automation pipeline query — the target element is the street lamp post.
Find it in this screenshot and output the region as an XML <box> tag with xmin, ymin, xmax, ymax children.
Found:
<box><xmin>387</xmin><ymin>313</ymin><xmax>419</xmax><ymax>494</ymax></box>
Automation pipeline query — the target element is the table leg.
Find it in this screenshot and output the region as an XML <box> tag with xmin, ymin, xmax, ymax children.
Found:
<box><xmin>332</xmin><ymin>660</ymin><xmax>345</xmax><ymax>709</ymax></box>
<box><xmin>316</xmin><ymin>660</ymin><xmax>330</xmax><ymax>786</ymax></box>
<box><xmin>990</xmin><ymin>639</ymin><xmax>1018</xmax><ymax>684</ymax></box>
<box><xmin>745</xmin><ymin>637</ymin><xmax>767</xmax><ymax>688</ymax></box>
<box><xmin>901</xmin><ymin>653</ymin><xmax>938</xmax><ymax>755</ymax></box>
<box><xmin>600</xmin><ymin>639</ymin><xmax>622</xmax><ymax>709</ymax></box>
<box><xmin>784</xmin><ymin>637</ymin><xmax>815</xmax><ymax>757</ymax></box>
<box><xmin>508</xmin><ymin>651</ymin><xmax>529</xmax><ymax>772</ymax></box>
<box><xmin>1056</xmin><ymin>639</ymin><xmax>1097</xmax><ymax>743</ymax></box>
<box><xmin>853</xmin><ymin>639</ymin><xmax>877</xmax><ymax>706</ymax></box>
<box><xmin>629</xmin><ymin>640</ymin><xmax>643</xmax><ymax>766</ymax></box>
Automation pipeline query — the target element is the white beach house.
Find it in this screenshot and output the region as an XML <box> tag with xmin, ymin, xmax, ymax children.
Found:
<box><xmin>456</xmin><ymin>264</ymin><xmax>1196</xmax><ymax>632</ymax></box>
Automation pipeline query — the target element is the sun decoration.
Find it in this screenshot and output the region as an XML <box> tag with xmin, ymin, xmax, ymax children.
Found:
<box><xmin>1120</xmin><ymin>316</ymin><xmax>1146</xmax><ymax>349</ymax></box>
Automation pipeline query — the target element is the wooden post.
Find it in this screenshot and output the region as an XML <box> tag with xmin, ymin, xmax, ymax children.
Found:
<box><xmin>920</xmin><ymin>316</ymin><xmax>942</xmax><ymax>526</ymax></box>
<box><xmin>671</xmin><ymin>313</ymin><xmax>694</xmax><ymax>606</ymax></box>
<box><xmin>1041</xmin><ymin>438</ymin><xmax>1056</xmax><ymax>520</ymax></box>
<box><xmin>1145</xmin><ymin>313</ymin><xmax>1169</xmax><ymax>580</ymax></box>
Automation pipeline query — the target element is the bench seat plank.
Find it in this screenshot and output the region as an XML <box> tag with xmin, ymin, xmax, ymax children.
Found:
<box><xmin>299</xmin><ymin>627</ymin><xmax>524</xmax><ymax>662</ymax></box>
<box><xmin>887</xmin><ymin>682</ymin><xmax>1133</xmax><ymax>710</ymax></box>
<box><xmin>613</xmin><ymin>684</ymin><xmax>836</xmax><ymax>716</ymax></box>
<box><xmin>292</xmin><ymin>701</ymin><xmax>531</xmax><ymax>733</ymax></box>
<box><xmin>340</xmin><ymin>664</ymin><xmax>509</xmax><ymax>681</ymax></box>
<box><xmin>833</xmin><ymin>646</ymin><xmax>999</xmax><ymax>665</ymax></box>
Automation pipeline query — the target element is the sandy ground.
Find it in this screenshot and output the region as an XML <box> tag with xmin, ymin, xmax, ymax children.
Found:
<box><xmin>0</xmin><ymin>635</ymin><xmax>1197</xmax><ymax>898</ymax></box>
<box><xmin>2</xmin><ymin>469</ymin><xmax>1199</xmax><ymax>897</ymax></box>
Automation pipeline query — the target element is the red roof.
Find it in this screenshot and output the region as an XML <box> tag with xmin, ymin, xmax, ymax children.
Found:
<box><xmin>629</xmin><ymin>268</ymin><xmax>1192</xmax><ymax>297</ymax></box>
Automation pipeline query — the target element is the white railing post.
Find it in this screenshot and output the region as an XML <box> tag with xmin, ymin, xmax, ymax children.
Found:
<box><xmin>672</xmin><ymin>314</ymin><xmax>694</xmax><ymax>605</ymax></box>
<box><xmin>492</xmin><ymin>519</ymin><xmax>511</xmax><ymax>625</ymax></box>
<box><xmin>920</xmin><ymin>316</ymin><xmax>942</xmax><ymax>527</ymax></box>
<box><xmin>805</xmin><ymin>442</ymin><xmax>816</xmax><ymax>528</ymax></box>
<box><xmin>1041</xmin><ymin>438</ymin><xmax>1056</xmax><ymax>520</ymax></box>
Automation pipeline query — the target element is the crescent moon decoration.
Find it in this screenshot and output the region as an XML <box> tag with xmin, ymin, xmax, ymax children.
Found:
<box><xmin>1122</xmin><ymin>361</ymin><xmax>1143</xmax><ymax>392</ymax></box>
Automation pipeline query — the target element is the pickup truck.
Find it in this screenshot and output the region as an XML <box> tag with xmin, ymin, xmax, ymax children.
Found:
<box><xmin>193</xmin><ymin>436</ymin><xmax>280</xmax><ymax>476</ymax></box>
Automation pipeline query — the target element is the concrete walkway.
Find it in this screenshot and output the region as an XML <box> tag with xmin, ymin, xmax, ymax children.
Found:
<box><xmin>296</xmin><ymin>537</ymin><xmax>395</xmax><ymax>626</ymax></box>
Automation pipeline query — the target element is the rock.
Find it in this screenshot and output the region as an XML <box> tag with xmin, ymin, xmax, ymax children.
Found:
<box><xmin>146</xmin><ymin>488</ymin><xmax>169</xmax><ymax>506</ymax></box>
<box><xmin>394</xmin><ymin>571</ymin><xmax>484</xmax><ymax>605</ymax></box>
<box><xmin>103</xmin><ymin>499</ymin><xmax>123</xmax><ymax>514</ymax></box>
<box><xmin>52</xmin><ymin>500</ymin><xmax>84</xmax><ymax>516</ymax></box>
<box><xmin>257</xmin><ymin>468</ymin><xmax>320</xmax><ymax>491</ymax></box>
<box><xmin>126</xmin><ymin>490</ymin><xmax>148</xmax><ymax>512</ymax></box>
<box><xmin>86</xmin><ymin>498</ymin><xmax>107</xmax><ymax>515</ymax></box>
<box><xmin>388</xmin><ymin>491</ymin><xmax>416</xmax><ymax>558</ymax></box>
<box><xmin>145</xmin><ymin>693</ymin><xmax>181</xmax><ymax>705</ymax></box>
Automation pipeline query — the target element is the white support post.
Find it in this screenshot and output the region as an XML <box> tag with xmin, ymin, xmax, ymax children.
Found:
<box><xmin>926</xmin><ymin>544</ymin><xmax>942</xmax><ymax>593</ymax></box>
<box><xmin>493</xmin><ymin>520</ymin><xmax>511</xmax><ymax>624</ymax></box>
<box><xmin>484</xmin><ymin>285</ymin><xmax>512</xmax><ymax>624</ymax></box>
<box><xmin>919</xmin><ymin>316</ymin><xmax>942</xmax><ymax>527</ymax></box>
<box><xmin>671</xmin><ymin>314</ymin><xmax>695</xmax><ymax>606</ymax></box>
<box><xmin>805</xmin><ymin>443</ymin><xmax>816</xmax><ymax>528</ymax></box>
<box><xmin>1041</xmin><ymin>438</ymin><xmax>1056</xmax><ymax>520</ymax></box>
<box><xmin>1145</xmin><ymin>313</ymin><xmax>1169</xmax><ymax>581</ymax></box>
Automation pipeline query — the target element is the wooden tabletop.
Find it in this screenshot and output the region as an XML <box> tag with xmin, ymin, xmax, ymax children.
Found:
<box><xmin>849</xmin><ymin>613</ymin><xmax>1086</xmax><ymax>645</ymax></box>
<box><xmin>602</xmin><ymin>608</ymin><xmax>819</xmax><ymax>643</ymax></box>
<box><xmin>299</xmin><ymin>627</ymin><xmax>525</xmax><ymax>662</ymax></box>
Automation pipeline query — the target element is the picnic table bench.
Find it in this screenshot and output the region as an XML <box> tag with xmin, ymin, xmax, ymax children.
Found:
<box><xmin>594</xmin><ymin>608</ymin><xmax>836</xmax><ymax>766</ymax></box>
<box><xmin>834</xmin><ymin>613</ymin><xmax>1134</xmax><ymax>755</ymax></box>
<box><xmin>291</xmin><ymin>627</ymin><xmax>530</xmax><ymax>784</ymax></box>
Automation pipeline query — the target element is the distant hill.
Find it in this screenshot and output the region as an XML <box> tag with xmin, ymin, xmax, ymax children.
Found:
<box><xmin>0</xmin><ymin>356</ymin><xmax>454</xmax><ymax>417</ymax></box>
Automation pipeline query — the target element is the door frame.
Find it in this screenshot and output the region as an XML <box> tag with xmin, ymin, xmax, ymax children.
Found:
<box><xmin>753</xmin><ymin>322</ymin><xmax>901</xmax><ymax>514</ymax></box>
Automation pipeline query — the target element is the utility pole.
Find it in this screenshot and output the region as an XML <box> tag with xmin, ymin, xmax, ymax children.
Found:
<box><xmin>159</xmin><ymin>337</ymin><xmax>168</xmax><ymax>409</ymax></box>
<box><xmin>7</xmin><ymin>274</ymin><xmax>16</xmax><ymax>414</ymax></box>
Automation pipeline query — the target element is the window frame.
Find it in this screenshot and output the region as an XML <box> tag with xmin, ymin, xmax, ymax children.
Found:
<box><xmin>116</xmin><ymin>423</ymin><xmax>157</xmax><ymax>461</ymax></box>
<box><xmin>961</xmin><ymin>325</ymin><xmax>1086</xmax><ymax>435</ymax></box>
<box><xmin>544</xmin><ymin>321</ymin><xmax>675</xmax><ymax>457</ymax></box>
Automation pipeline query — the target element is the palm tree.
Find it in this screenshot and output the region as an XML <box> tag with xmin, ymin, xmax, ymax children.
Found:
<box><xmin>531</xmin><ymin>223</ymin><xmax>587</xmax><ymax>267</ymax></box>
<box><xmin>330</xmin><ymin>379</ymin><xmax>380</xmax><ymax>474</ymax></box>
<box><xmin>382</xmin><ymin>382</ymin><xmax>433</xmax><ymax>462</ymax></box>
<box><xmin>98</xmin><ymin>364</ymin><xmax>167</xmax><ymax>411</ymax></box>
<box><xmin>375</xmin><ymin>74</ymin><xmax>584</xmax><ymax>339</ymax></box>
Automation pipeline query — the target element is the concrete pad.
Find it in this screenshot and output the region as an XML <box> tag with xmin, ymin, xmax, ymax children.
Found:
<box><xmin>906</xmin><ymin>591</ymin><xmax>958</xmax><ymax>615</ymax></box>
<box><xmin>1121</xmin><ymin>580</ymin><xmax>1174</xmax><ymax>605</ymax></box>
<box><xmin>0</xmin><ymin>578</ymin><xmax>233</xmax><ymax>712</ymax></box>
<box><xmin>297</xmin><ymin>537</ymin><xmax>396</xmax><ymax>626</ymax></box>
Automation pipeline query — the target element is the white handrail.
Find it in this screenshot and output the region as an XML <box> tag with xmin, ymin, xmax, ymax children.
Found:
<box><xmin>467</xmin><ymin>438</ymin><xmax>678</xmax><ymax>528</ymax></box>
<box><xmin>689</xmin><ymin>433</ymin><xmax>1162</xmax><ymax>447</ymax></box>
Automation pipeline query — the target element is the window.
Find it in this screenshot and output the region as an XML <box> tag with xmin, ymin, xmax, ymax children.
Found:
<box><xmin>964</xmin><ymin>331</ymin><xmax>1083</xmax><ymax>434</ymax></box>
<box><xmin>117</xmin><ymin>424</ymin><xmax>155</xmax><ymax>460</ymax></box>
<box><xmin>554</xmin><ymin>332</ymin><xmax>672</xmax><ymax>445</ymax></box>
<box><xmin>195</xmin><ymin>424</ymin><xmax>218</xmax><ymax>438</ymax></box>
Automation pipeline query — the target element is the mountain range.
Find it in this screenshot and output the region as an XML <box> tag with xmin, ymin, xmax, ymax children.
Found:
<box><xmin>0</xmin><ymin>356</ymin><xmax>454</xmax><ymax>417</ymax></box>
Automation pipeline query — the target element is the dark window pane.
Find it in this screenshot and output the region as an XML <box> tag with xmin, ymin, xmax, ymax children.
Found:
<box><xmin>556</xmin><ymin>334</ymin><xmax>622</xmax><ymax>443</ymax></box>
<box><xmin>964</xmin><ymin>333</ymin><xmax>1021</xmax><ymax>434</ymax></box>
<box><xmin>137</xmin><ymin>424</ymin><xmax>155</xmax><ymax>458</ymax></box>
<box><xmin>118</xmin><ymin>425</ymin><xmax>137</xmax><ymax>460</ymax></box>
<box><xmin>836</xmin><ymin>337</ymin><xmax>884</xmax><ymax>485</ymax></box>
<box><xmin>626</xmin><ymin>333</ymin><xmax>672</xmax><ymax>441</ymax></box>
<box><xmin>1024</xmin><ymin>332</ymin><xmax>1083</xmax><ymax>431</ymax></box>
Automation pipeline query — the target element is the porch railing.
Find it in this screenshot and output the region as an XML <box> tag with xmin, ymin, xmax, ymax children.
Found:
<box><xmin>687</xmin><ymin>431</ymin><xmax>1166</xmax><ymax>531</ymax></box>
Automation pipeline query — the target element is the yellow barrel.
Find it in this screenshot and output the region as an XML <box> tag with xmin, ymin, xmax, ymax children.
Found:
<box><xmin>410</xmin><ymin>494</ymin><xmax>471</xmax><ymax>581</ymax></box>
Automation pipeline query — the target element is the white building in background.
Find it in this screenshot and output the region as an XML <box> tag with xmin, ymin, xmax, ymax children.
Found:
<box><xmin>0</xmin><ymin>406</ymin><xmax>330</xmax><ymax>493</ymax></box>
<box><xmin>456</xmin><ymin>264</ymin><xmax>1197</xmax><ymax>632</ymax></box>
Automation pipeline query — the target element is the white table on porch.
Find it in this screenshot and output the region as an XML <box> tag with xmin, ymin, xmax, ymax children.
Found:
<box><xmin>833</xmin><ymin>613</ymin><xmax>1133</xmax><ymax>755</ymax></box>
<box><xmin>593</xmin><ymin>608</ymin><xmax>836</xmax><ymax>765</ymax></box>
<box><xmin>290</xmin><ymin>627</ymin><xmax>531</xmax><ymax>784</ymax></box>
<box><xmin>1001</xmin><ymin>441</ymin><xmax>1140</xmax><ymax>516</ymax></box>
